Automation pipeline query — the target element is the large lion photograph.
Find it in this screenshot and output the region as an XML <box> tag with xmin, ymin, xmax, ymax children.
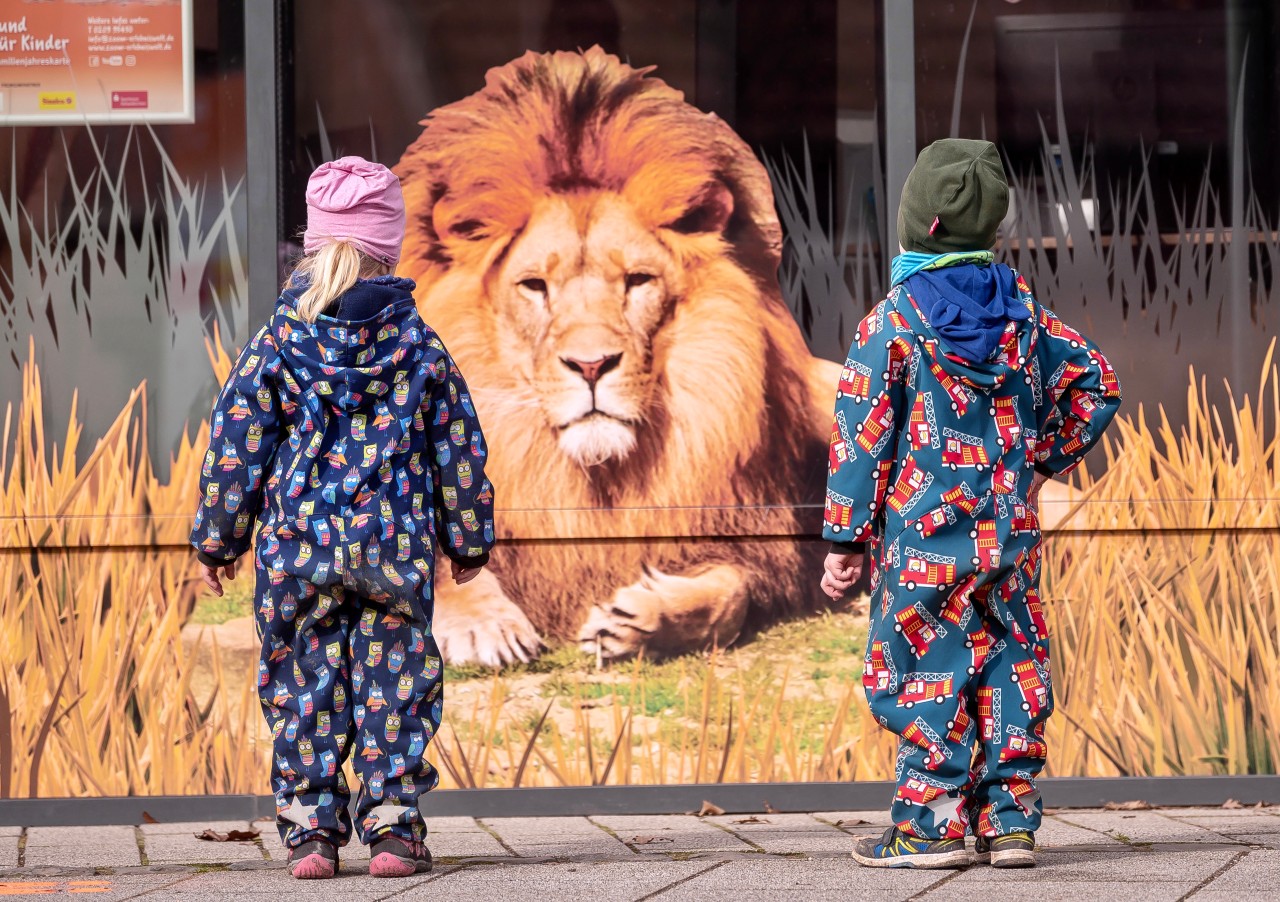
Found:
<box><xmin>394</xmin><ymin>48</ymin><xmax>844</xmax><ymax>666</ymax></box>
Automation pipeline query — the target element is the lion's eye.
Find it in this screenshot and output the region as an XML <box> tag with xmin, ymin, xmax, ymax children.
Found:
<box><xmin>518</xmin><ymin>277</ymin><xmax>548</xmax><ymax>295</ymax></box>
<box><xmin>625</xmin><ymin>272</ymin><xmax>655</xmax><ymax>290</ymax></box>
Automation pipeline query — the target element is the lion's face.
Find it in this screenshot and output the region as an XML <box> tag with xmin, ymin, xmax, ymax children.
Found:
<box><xmin>491</xmin><ymin>193</ymin><xmax>682</xmax><ymax>466</ymax></box>
<box><xmin>395</xmin><ymin>47</ymin><xmax>795</xmax><ymax>485</ymax></box>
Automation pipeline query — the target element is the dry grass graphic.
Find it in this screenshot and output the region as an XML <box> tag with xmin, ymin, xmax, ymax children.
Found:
<box><xmin>0</xmin><ymin>126</ymin><xmax>246</xmax><ymax>477</ymax></box>
<box><xmin>3</xmin><ymin>338</ymin><xmax>1277</xmax><ymax>794</ymax></box>
<box><xmin>0</xmin><ymin>337</ymin><xmax>265</xmax><ymax>798</ymax></box>
<box><xmin>426</xmin><ymin>638</ymin><xmax>895</xmax><ymax>790</ymax></box>
<box><xmin>1043</xmin><ymin>342</ymin><xmax>1280</xmax><ymax>777</ymax></box>
<box><xmin>428</xmin><ymin>345</ymin><xmax>1280</xmax><ymax>786</ymax></box>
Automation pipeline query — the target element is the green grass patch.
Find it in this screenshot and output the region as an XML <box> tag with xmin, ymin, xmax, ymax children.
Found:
<box><xmin>441</xmin><ymin>609</ymin><xmax>869</xmax><ymax>760</ymax></box>
<box><xmin>444</xmin><ymin>642</ymin><xmax>592</xmax><ymax>684</ymax></box>
<box><xmin>521</xmin><ymin>610</ymin><xmax>869</xmax><ymax>747</ymax></box>
<box><xmin>189</xmin><ymin>581</ymin><xmax>254</xmax><ymax>625</ymax></box>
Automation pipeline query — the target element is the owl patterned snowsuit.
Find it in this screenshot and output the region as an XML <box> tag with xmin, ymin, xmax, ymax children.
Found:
<box><xmin>190</xmin><ymin>275</ymin><xmax>494</xmax><ymax>849</ymax></box>
<box><xmin>824</xmin><ymin>267</ymin><xmax>1120</xmax><ymax>840</ymax></box>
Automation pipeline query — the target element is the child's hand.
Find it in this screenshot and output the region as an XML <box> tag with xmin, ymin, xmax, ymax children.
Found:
<box><xmin>1028</xmin><ymin>471</ymin><xmax>1053</xmax><ymax>512</ymax></box>
<box><xmin>820</xmin><ymin>552</ymin><xmax>863</xmax><ymax>600</ymax></box>
<box><xmin>199</xmin><ymin>559</ymin><xmax>237</xmax><ymax>597</ymax></box>
<box><xmin>451</xmin><ymin>559</ymin><xmax>483</xmax><ymax>585</ymax></box>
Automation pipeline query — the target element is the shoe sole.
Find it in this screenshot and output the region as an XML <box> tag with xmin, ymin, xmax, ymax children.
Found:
<box><xmin>289</xmin><ymin>852</ymin><xmax>336</xmax><ymax>879</ymax></box>
<box><xmin>852</xmin><ymin>847</ymin><xmax>973</xmax><ymax>869</ymax></box>
<box><xmin>989</xmin><ymin>848</ymin><xmax>1036</xmax><ymax>868</ymax></box>
<box><xmin>369</xmin><ymin>851</ymin><xmax>432</xmax><ymax>877</ymax></box>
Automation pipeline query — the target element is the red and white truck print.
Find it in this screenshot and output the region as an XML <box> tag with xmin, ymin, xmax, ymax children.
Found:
<box><xmin>909</xmin><ymin>392</ymin><xmax>939</xmax><ymax>450</ymax></box>
<box><xmin>836</xmin><ymin>360</ymin><xmax>873</xmax><ymax>402</ymax></box>
<box><xmin>898</xmin><ymin>673</ymin><xmax>955</xmax><ymax>708</ymax></box>
<box><xmin>855</xmin><ymin>392</ymin><xmax>895</xmax><ymax>455</ymax></box>
<box><xmin>928</xmin><ymin>358</ymin><xmax>973</xmax><ymax>415</ymax></box>
<box><xmin>943</xmin><ymin>428</ymin><xmax>991</xmax><ymax>471</ymax></box>
<box><xmin>902</xmin><ymin>718</ymin><xmax>950</xmax><ymax>770</ymax></box>
<box><xmin>990</xmin><ymin>396</ymin><xmax>1023</xmax><ymax>449</ymax></box>
<box><xmin>1039</xmin><ymin>307</ymin><xmax>1085</xmax><ymax>348</ymax></box>
<box><xmin>914</xmin><ymin>504</ymin><xmax>956</xmax><ymax>538</ymax></box>
<box><xmin>969</xmin><ymin>520</ymin><xmax>1001</xmax><ymax>571</ymax></box>
<box><xmin>886</xmin><ymin>455</ymin><xmax>933</xmax><ymax>515</ymax></box>
<box><xmin>1011</xmin><ymin>660</ymin><xmax>1049</xmax><ymax>717</ymax></box>
<box><xmin>863</xmin><ymin>640</ymin><xmax>898</xmax><ymax>693</ymax></box>
<box><xmin>894</xmin><ymin>599</ymin><xmax>950</xmax><ymax>657</ymax></box>
<box><xmin>899</xmin><ymin>547</ymin><xmax>958</xmax><ymax>593</ymax></box>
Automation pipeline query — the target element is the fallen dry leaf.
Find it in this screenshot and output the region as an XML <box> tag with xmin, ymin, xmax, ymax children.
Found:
<box><xmin>141</xmin><ymin>811</ymin><xmax>159</xmax><ymax>825</ymax></box>
<box><xmin>732</xmin><ymin>816</ymin><xmax>769</xmax><ymax>825</ymax></box>
<box><xmin>835</xmin><ymin>818</ymin><xmax>868</xmax><ymax>827</ymax></box>
<box><xmin>194</xmin><ymin>828</ymin><xmax>260</xmax><ymax>842</ymax></box>
<box><xmin>631</xmin><ymin>835</ymin><xmax>673</xmax><ymax>845</ymax></box>
<box><xmin>763</xmin><ymin>801</ymin><xmax>778</xmax><ymax>814</ymax></box>
<box><xmin>1221</xmin><ymin>799</ymin><xmax>1244</xmax><ymax>809</ymax></box>
<box><xmin>697</xmin><ymin>800</ymin><xmax>725</xmax><ymax>817</ymax></box>
<box><xmin>1102</xmin><ymin>800</ymin><xmax>1152</xmax><ymax>811</ymax></box>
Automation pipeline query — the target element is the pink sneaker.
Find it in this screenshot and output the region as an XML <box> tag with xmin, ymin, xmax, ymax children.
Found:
<box><xmin>287</xmin><ymin>839</ymin><xmax>337</xmax><ymax>879</ymax></box>
<box><xmin>369</xmin><ymin>835</ymin><xmax>432</xmax><ymax>877</ymax></box>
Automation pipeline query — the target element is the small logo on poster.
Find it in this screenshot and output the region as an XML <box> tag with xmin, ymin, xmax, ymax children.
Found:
<box><xmin>111</xmin><ymin>91</ymin><xmax>148</xmax><ymax>110</ymax></box>
<box><xmin>38</xmin><ymin>92</ymin><xmax>75</xmax><ymax>110</ymax></box>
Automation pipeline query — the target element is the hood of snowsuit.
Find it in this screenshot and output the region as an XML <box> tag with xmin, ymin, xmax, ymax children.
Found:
<box><xmin>275</xmin><ymin>275</ymin><xmax>423</xmax><ymax>414</ymax></box>
<box><xmin>895</xmin><ymin>264</ymin><xmax>1039</xmax><ymax>394</ymax></box>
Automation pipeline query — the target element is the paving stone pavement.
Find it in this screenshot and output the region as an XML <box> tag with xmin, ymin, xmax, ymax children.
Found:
<box><xmin>0</xmin><ymin>807</ymin><xmax>1277</xmax><ymax>899</ymax></box>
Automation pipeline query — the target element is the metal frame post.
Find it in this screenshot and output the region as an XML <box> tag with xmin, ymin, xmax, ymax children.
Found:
<box><xmin>882</xmin><ymin>0</ymin><xmax>916</xmax><ymax>266</ymax></box>
<box><xmin>244</xmin><ymin>1</ymin><xmax>280</xmax><ymax>326</ymax></box>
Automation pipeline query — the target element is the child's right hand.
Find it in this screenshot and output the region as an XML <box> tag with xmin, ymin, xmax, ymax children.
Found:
<box><xmin>451</xmin><ymin>559</ymin><xmax>483</xmax><ymax>586</ymax></box>
<box><xmin>199</xmin><ymin>559</ymin><xmax>237</xmax><ymax>597</ymax></box>
<box><xmin>820</xmin><ymin>552</ymin><xmax>863</xmax><ymax>600</ymax></box>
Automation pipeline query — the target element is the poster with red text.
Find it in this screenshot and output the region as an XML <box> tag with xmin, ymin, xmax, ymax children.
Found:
<box><xmin>0</xmin><ymin>0</ymin><xmax>191</xmax><ymax>124</ymax></box>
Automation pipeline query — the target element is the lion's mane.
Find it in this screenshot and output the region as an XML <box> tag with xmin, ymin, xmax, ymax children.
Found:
<box><xmin>395</xmin><ymin>48</ymin><xmax>836</xmax><ymax>640</ymax></box>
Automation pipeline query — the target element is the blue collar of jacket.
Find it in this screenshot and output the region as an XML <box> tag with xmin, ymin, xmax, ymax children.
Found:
<box><xmin>891</xmin><ymin>250</ymin><xmax>995</xmax><ymax>287</ymax></box>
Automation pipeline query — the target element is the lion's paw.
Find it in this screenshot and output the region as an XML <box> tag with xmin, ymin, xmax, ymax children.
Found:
<box><xmin>576</xmin><ymin>579</ymin><xmax>666</xmax><ymax>661</ymax></box>
<box><xmin>435</xmin><ymin>594</ymin><xmax>544</xmax><ymax>668</ymax></box>
<box><xmin>577</xmin><ymin>564</ymin><xmax>750</xmax><ymax>662</ymax></box>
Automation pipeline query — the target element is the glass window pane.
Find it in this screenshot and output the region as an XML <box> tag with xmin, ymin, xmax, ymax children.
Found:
<box><xmin>914</xmin><ymin>0</ymin><xmax>1280</xmax><ymax>435</ymax></box>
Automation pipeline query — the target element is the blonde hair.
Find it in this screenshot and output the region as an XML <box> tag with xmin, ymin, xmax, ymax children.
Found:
<box><xmin>291</xmin><ymin>241</ymin><xmax>394</xmax><ymax>322</ymax></box>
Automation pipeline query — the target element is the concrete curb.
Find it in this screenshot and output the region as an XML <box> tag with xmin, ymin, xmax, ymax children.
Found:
<box><xmin>3</xmin><ymin>775</ymin><xmax>1280</xmax><ymax>826</ymax></box>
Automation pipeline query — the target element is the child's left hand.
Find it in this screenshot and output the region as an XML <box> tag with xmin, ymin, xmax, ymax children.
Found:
<box><xmin>820</xmin><ymin>552</ymin><xmax>863</xmax><ymax>600</ymax></box>
<box><xmin>451</xmin><ymin>559</ymin><xmax>483</xmax><ymax>585</ymax></box>
<box><xmin>199</xmin><ymin>559</ymin><xmax>237</xmax><ymax>597</ymax></box>
<box><xmin>1028</xmin><ymin>470</ymin><xmax>1053</xmax><ymax>512</ymax></box>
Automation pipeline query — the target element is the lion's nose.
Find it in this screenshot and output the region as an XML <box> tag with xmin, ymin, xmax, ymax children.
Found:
<box><xmin>561</xmin><ymin>353</ymin><xmax>623</xmax><ymax>387</ymax></box>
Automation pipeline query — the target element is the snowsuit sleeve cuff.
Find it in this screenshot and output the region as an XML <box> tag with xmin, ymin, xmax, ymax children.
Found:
<box><xmin>195</xmin><ymin>548</ymin><xmax>239</xmax><ymax>568</ymax></box>
<box><xmin>440</xmin><ymin>547</ymin><xmax>490</xmax><ymax>570</ymax></box>
<box><xmin>829</xmin><ymin>540</ymin><xmax>866</xmax><ymax>556</ymax></box>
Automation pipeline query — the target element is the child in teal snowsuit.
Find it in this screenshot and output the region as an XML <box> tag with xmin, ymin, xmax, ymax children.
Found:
<box><xmin>191</xmin><ymin>157</ymin><xmax>494</xmax><ymax>880</ymax></box>
<box><xmin>821</xmin><ymin>140</ymin><xmax>1121</xmax><ymax>869</ymax></box>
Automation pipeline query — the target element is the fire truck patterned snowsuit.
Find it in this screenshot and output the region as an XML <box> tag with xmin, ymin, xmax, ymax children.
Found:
<box><xmin>190</xmin><ymin>276</ymin><xmax>494</xmax><ymax>850</ymax></box>
<box><xmin>824</xmin><ymin>269</ymin><xmax>1120</xmax><ymax>840</ymax></box>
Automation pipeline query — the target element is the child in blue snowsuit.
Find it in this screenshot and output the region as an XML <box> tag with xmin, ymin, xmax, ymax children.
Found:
<box><xmin>821</xmin><ymin>140</ymin><xmax>1121</xmax><ymax>869</ymax></box>
<box><xmin>191</xmin><ymin>157</ymin><xmax>494</xmax><ymax>880</ymax></box>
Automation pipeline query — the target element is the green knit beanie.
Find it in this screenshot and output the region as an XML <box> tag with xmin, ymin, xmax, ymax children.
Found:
<box><xmin>897</xmin><ymin>138</ymin><xmax>1009</xmax><ymax>254</ymax></box>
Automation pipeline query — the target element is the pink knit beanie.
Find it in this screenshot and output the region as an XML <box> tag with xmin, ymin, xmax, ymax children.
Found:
<box><xmin>302</xmin><ymin>156</ymin><xmax>405</xmax><ymax>266</ymax></box>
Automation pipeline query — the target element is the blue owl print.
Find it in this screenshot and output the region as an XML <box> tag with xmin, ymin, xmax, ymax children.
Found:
<box><xmin>191</xmin><ymin>275</ymin><xmax>488</xmax><ymax>851</ymax></box>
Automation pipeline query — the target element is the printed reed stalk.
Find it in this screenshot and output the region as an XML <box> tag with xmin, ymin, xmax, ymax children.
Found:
<box><xmin>4</xmin><ymin>334</ymin><xmax>1277</xmax><ymax>794</ymax></box>
<box><xmin>1</xmin><ymin>343</ymin><xmax>266</xmax><ymax>797</ymax></box>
